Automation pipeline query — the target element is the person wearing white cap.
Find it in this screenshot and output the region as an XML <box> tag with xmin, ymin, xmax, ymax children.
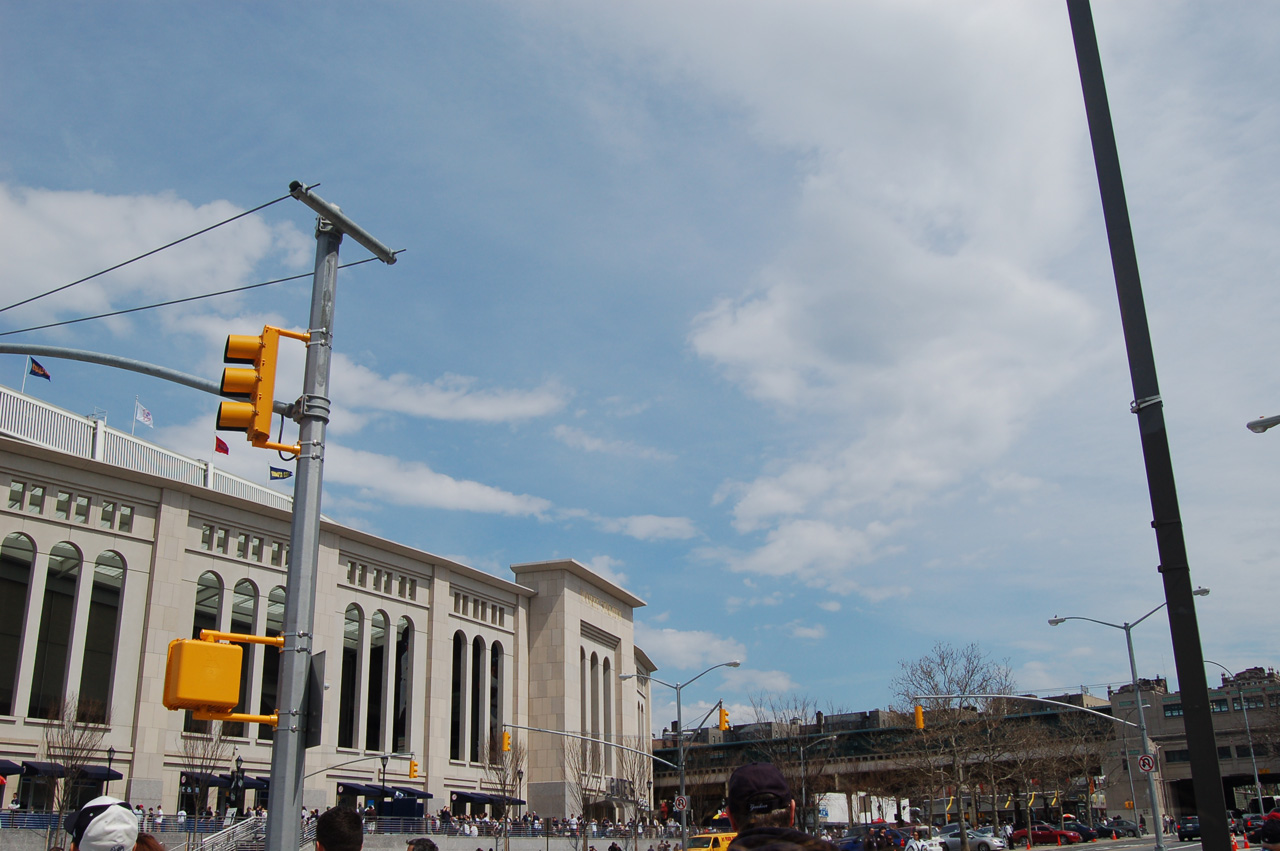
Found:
<box><xmin>65</xmin><ymin>796</ymin><xmax>139</xmax><ymax>851</ymax></box>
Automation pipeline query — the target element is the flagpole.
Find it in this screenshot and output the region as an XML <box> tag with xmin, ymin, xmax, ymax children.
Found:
<box><xmin>132</xmin><ymin>396</ymin><xmax>138</xmax><ymax>435</ymax></box>
<box><xmin>21</xmin><ymin>356</ymin><xmax>28</xmax><ymax>394</ymax></box>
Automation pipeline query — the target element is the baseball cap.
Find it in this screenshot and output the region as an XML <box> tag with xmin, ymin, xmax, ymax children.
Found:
<box><xmin>728</xmin><ymin>763</ymin><xmax>791</xmax><ymax>813</ymax></box>
<box><xmin>66</xmin><ymin>796</ymin><xmax>138</xmax><ymax>851</ymax></box>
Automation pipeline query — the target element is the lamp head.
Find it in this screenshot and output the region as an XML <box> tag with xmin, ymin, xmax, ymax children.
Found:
<box><xmin>1193</xmin><ymin>587</ymin><xmax>1210</xmax><ymax>597</ymax></box>
<box><xmin>727</xmin><ymin>660</ymin><xmax>741</xmax><ymax>668</ymax></box>
<box><xmin>1048</xmin><ymin>617</ymin><xmax>1066</xmax><ymax>626</ymax></box>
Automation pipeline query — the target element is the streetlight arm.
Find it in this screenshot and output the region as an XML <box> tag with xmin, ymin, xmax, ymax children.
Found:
<box><xmin>681</xmin><ymin>660</ymin><xmax>741</xmax><ymax>690</ymax></box>
<box><xmin>1049</xmin><ymin>614</ymin><xmax>1125</xmax><ymax>631</ymax></box>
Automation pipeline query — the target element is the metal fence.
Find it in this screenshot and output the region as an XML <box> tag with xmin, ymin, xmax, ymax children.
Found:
<box><xmin>0</xmin><ymin>383</ymin><xmax>294</xmax><ymax>513</ymax></box>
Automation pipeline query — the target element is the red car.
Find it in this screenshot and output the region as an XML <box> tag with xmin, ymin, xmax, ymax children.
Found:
<box><xmin>1009</xmin><ymin>825</ymin><xmax>1082</xmax><ymax>845</ymax></box>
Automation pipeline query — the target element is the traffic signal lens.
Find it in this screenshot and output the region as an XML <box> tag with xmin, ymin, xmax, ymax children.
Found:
<box><xmin>224</xmin><ymin>334</ymin><xmax>263</xmax><ymax>363</ymax></box>
<box><xmin>220</xmin><ymin>367</ymin><xmax>257</xmax><ymax>398</ymax></box>
<box><xmin>217</xmin><ymin>401</ymin><xmax>255</xmax><ymax>431</ymax></box>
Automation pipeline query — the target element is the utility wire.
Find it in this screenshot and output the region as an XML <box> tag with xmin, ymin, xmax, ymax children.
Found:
<box><xmin>0</xmin><ymin>191</ymin><xmax>294</xmax><ymax>316</ymax></box>
<box><xmin>0</xmin><ymin>253</ymin><xmax>400</xmax><ymax>338</ymax></box>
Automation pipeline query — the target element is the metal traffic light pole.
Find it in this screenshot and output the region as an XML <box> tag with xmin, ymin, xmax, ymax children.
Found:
<box><xmin>264</xmin><ymin>183</ymin><xmax>396</xmax><ymax>851</ymax></box>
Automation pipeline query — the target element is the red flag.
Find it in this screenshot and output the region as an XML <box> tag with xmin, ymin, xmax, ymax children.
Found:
<box><xmin>215</xmin><ymin>437</ymin><xmax>230</xmax><ymax>455</ymax></box>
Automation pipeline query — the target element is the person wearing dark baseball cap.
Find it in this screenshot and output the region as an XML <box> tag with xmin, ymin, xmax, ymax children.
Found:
<box><xmin>725</xmin><ymin>763</ymin><xmax>837</xmax><ymax>851</ymax></box>
<box><xmin>65</xmin><ymin>796</ymin><xmax>138</xmax><ymax>851</ymax></box>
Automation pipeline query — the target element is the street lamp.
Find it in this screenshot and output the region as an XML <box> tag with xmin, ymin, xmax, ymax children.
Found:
<box><xmin>621</xmin><ymin>660</ymin><xmax>741</xmax><ymax>851</ymax></box>
<box><xmin>517</xmin><ymin>769</ymin><xmax>525</xmax><ymax>823</ymax></box>
<box><xmin>380</xmin><ymin>754</ymin><xmax>389</xmax><ymax>816</ymax></box>
<box><xmin>1205</xmin><ymin>660</ymin><xmax>1264</xmax><ymax>814</ymax></box>
<box><xmin>798</xmin><ymin>734</ymin><xmax>838</xmax><ymax>834</ymax></box>
<box><xmin>1048</xmin><ymin>587</ymin><xmax>1208</xmax><ymax>851</ymax></box>
<box><xmin>1247</xmin><ymin>415</ymin><xmax>1280</xmax><ymax>434</ymax></box>
<box><xmin>106</xmin><ymin>746</ymin><xmax>115</xmax><ymax>796</ymax></box>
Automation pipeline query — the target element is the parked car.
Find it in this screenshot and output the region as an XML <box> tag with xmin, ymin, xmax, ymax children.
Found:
<box><xmin>1062</xmin><ymin>823</ymin><xmax>1097</xmax><ymax>842</ymax></box>
<box><xmin>1098</xmin><ymin>820</ymin><xmax>1144</xmax><ymax>838</ymax></box>
<box><xmin>838</xmin><ymin>826</ymin><xmax>943</xmax><ymax>851</ymax></box>
<box><xmin>1177</xmin><ymin>816</ymin><xmax>1201</xmax><ymax>841</ymax></box>
<box><xmin>939</xmin><ymin>829</ymin><xmax>1005</xmax><ymax>851</ymax></box>
<box><xmin>1009</xmin><ymin>824</ymin><xmax>1082</xmax><ymax>845</ymax></box>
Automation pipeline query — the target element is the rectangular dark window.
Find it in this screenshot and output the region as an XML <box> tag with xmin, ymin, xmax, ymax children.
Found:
<box><xmin>1211</xmin><ymin>699</ymin><xmax>1230</xmax><ymax>713</ymax></box>
<box><xmin>1164</xmin><ymin>703</ymin><xmax>1184</xmax><ymax>717</ymax></box>
<box><xmin>1165</xmin><ymin>749</ymin><xmax>1190</xmax><ymax>763</ymax></box>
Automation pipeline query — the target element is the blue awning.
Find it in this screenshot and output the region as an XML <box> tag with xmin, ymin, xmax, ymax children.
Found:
<box><xmin>77</xmin><ymin>765</ymin><xmax>124</xmax><ymax>781</ymax></box>
<box><xmin>181</xmin><ymin>771</ymin><xmax>231</xmax><ymax>789</ymax></box>
<box><xmin>22</xmin><ymin>761</ymin><xmax>64</xmax><ymax>778</ymax></box>
<box><xmin>451</xmin><ymin>791</ymin><xmax>498</xmax><ymax>805</ymax></box>
<box><xmin>0</xmin><ymin>760</ymin><xmax>21</xmax><ymax>776</ymax></box>
<box><xmin>391</xmin><ymin>786</ymin><xmax>433</xmax><ymax>799</ymax></box>
<box><xmin>336</xmin><ymin>782</ymin><xmax>378</xmax><ymax>797</ymax></box>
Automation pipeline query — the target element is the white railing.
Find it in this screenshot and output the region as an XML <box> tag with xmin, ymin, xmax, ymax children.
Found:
<box><xmin>199</xmin><ymin>815</ymin><xmax>266</xmax><ymax>851</ymax></box>
<box><xmin>0</xmin><ymin>384</ymin><xmax>293</xmax><ymax>513</ymax></box>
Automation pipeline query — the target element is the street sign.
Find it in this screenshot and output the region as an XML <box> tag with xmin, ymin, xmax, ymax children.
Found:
<box><xmin>1138</xmin><ymin>754</ymin><xmax>1156</xmax><ymax>773</ymax></box>
<box><xmin>674</xmin><ymin>795</ymin><xmax>688</xmax><ymax>812</ymax></box>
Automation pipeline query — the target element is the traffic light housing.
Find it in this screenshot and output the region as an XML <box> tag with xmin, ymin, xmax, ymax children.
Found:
<box><xmin>718</xmin><ymin>706</ymin><xmax>730</xmax><ymax>730</ymax></box>
<box><xmin>502</xmin><ymin>731</ymin><xmax>511</xmax><ymax>752</ymax></box>
<box><xmin>409</xmin><ymin>760</ymin><xmax>419</xmax><ymax>779</ymax></box>
<box><xmin>914</xmin><ymin>705</ymin><xmax>924</xmax><ymax>729</ymax></box>
<box><xmin>163</xmin><ymin>638</ymin><xmax>243</xmax><ymax>713</ymax></box>
<box><xmin>217</xmin><ymin>325</ymin><xmax>308</xmax><ymax>454</ymax></box>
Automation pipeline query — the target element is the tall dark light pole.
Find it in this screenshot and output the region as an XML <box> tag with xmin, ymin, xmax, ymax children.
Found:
<box><xmin>1065</xmin><ymin>4</ymin><xmax>1228</xmax><ymax>849</ymax></box>
<box><xmin>105</xmin><ymin>747</ymin><xmax>114</xmax><ymax>796</ymax></box>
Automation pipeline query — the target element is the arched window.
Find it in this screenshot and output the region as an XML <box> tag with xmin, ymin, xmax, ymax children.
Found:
<box><xmin>489</xmin><ymin>641</ymin><xmax>504</xmax><ymax>764</ymax></box>
<box><xmin>0</xmin><ymin>533</ymin><xmax>35</xmax><ymax>716</ymax></box>
<box><xmin>0</xmin><ymin>533</ymin><xmax>36</xmax><ymax>716</ymax></box>
<box><xmin>580</xmin><ymin>648</ymin><xmax>588</xmax><ymax>737</ymax></box>
<box><xmin>470</xmin><ymin>635</ymin><xmax>485</xmax><ymax>762</ymax></box>
<box><xmin>78</xmin><ymin>551</ymin><xmax>125</xmax><ymax>721</ymax></box>
<box><xmin>186</xmin><ymin>571</ymin><xmax>223</xmax><ymax>733</ymax></box>
<box><xmin>366</xmin><ymin>611</ymin><xmax>388</xmax><ymax>751</ymax></box>
<box><xmin>29</xmin><ymin>542</ymin><xmax>83</xmax><ymax>718</ymax></box>
<box><xmin>602</xmin><ymin>656</ymin><xmax>613</xmax><ymax>774</ymax></box>
<box><xmin>224</xmin><ymin>579</ymin><xmax>257</xmax><ymax>737</ymax></box>
<box><xmin>338</xmin><ymin>604</ymin><xmax>362</xmax><ymax>749</ymax></box>
<box><xmin>590</xmin><ymin>652</ymin><xmax>600</xmax><ymax>773</ymax></box>
<box><xmin>450</xmin><ymin>631</ymin><xmax>466</xmax><ymax>760</ymax></box>
<box><xmin>258</xmin><ymin>586</ymin><xmax>287</xmax><ymax>740</ymax></box>
<box><xmin>393</xmin><ymin>617</ymin><xmax>412</xmax><ymax>752</ymax></box>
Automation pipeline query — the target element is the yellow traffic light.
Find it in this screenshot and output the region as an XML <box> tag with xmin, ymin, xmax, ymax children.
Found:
<box><xmin>217</xmin><ymin>325</ymin><xmax>308</xmax><ymax>454</ymax></box>
<box><xmin>163</xmin><ymin>638</ymin><xmax>243</xmax><ymax>712</ymax></box>
<box><xmin>718</xmin><ymin>706</ymin><xmax>729</xmax><ymax>731</ymax></box>
<box><xmin>409</xmin><ymin>760</ymin><xmax>419</xmax><ymax>779</ymax></box>
<box><xmin>502</xmin><ymin>731</ymin><xmax>511</xmax><ymax>752</ymax></box>
<box><xmin>914</xmin><ymin>704</ymin><xmax>924</xmax><ymax>729</ymax></box>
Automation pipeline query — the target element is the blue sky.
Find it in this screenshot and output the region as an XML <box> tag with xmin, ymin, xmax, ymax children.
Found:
<box><xmin>3</xmin><ymin>1</ymin><xmax>1279</xmax><ymax>732</ymax></box>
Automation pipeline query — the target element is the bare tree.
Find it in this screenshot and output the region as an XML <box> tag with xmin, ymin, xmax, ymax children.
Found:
<box><xmin>483</xmin><ymin>733</ymin><xmax>528</xmax><ymax>851</ymax></box>
<box><xmin>748</xmin><ymin>693</ymin><xmax>840</xmax><ymax>832</ymax></box>
<box><xmin>562</xmin><ymin>735</ymin><xmax>596</xmax><ymax>851</ymax></box>
<box><xmin>44</xmin><ymin>694</ymin><xmax>110</xmax><ymax>816</ymax></box>
<box><xmin>892</xmin><ymin>643</ymin><xmax>1016</xmax><ymax>851</ymax></box>
<box><xmin>180</xmin><ymin>721</ymin><xmax>233</xmax><ymax>818</ymax></box>
<box><xmin>614</xmin><ymin>734</ymin><xmax>654</xmax><ymax>851</ymax></box>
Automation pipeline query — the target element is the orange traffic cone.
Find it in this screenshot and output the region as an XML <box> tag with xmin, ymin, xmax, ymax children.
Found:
<box><xmin>1244</xmin><ymin>839</ymin><xmax>1251</xmax><ymax>849</ymax></box>
<box><xmin>1057</xmin><ymin>835</ymin><xmax>1062</xmax><ymax>847</ymax></box>
<box><xmin>1233</xmin><ymin>838</ymin><xmax>1239</xmax><ymax>851</ymax></box>
<box><xmin>1111</xmin><ymin>832</ymin><xmax>1117</xmax><ymax>841</ymax></box>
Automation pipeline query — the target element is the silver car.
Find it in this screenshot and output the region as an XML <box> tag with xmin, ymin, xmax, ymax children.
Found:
<box><xmin>939</xmin><ymin>830</ymin><xmax>1006</xmax><ymax>851</ymax></box>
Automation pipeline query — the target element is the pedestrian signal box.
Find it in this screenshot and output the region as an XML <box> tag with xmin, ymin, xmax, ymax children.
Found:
<box><xmin>163</xmin><ymin>638</ymin><xmax>242</xmax><ymax>712</ymax></box>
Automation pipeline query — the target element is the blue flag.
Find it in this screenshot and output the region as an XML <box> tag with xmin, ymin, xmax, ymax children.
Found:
<box><xmin>269</xmin><ymin>466</ymin><xmax>293</xmax><ymax>480</ymax></box>
<box><xmin>28</xmin><ymin>358</ymin><xmax>51</xmax><ymax>381</ymax></box>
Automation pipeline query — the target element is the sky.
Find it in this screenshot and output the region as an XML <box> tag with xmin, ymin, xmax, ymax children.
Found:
<box><xmin>2</xmin><ymin>1</ymin><xmax>1279</xmax><ymax>734</ymax></box>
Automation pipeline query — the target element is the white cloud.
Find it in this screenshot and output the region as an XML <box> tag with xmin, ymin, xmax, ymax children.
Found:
<box><xmin>335</xmin><ymin>357</ymin><xmax>570</xmax><ymax>424</ymax></box>
<box><xmin>582</xmin><ymin>554</ymin><xmax>628</xmax><ymax>587</ymax></box>
<box><xmin>553</xmin><ymin>424</ymin><xmax>675</xmax><ymax>460</ymax></box>
<box><xmin>326</xmin><ymin>444</ymin><xmax>552</xmax><ymax>517</ymax></box>
<box><xmin>634</xmin><ymin>623</ymin><xmax>746</xmax><ymax>672</ymax></box>
<box><xmin>0</xmin><ymin>184</ymin><xmax>309</xmax><ymax>333</ymax></box>
<box><xmin>817</xmin><ymin>600</ymin><xmax>841</xmax><ymax>613</ymax></box>
<box><xmin>595</xmin><ymin>513</ymin><xmax>697</xmax><ymax>541</ymax></box>
<box><xmin>722</xmin><ymin>667</ymin><xmax>797</xmax><ymax>695</ymax></box>
<box><xmin>789</xmin><ymin>622</ymin><xmax>826</xmax><ymax>641</ymax></box>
